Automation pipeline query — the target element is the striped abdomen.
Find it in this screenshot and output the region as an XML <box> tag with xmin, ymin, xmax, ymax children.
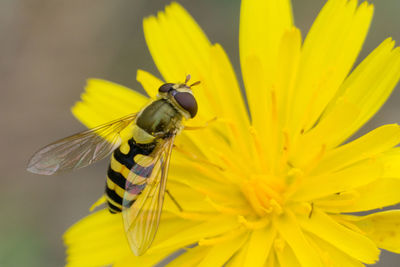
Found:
<box><xmin>105</xmin><ymin>138</ymin><xmax>156</xmax><ymax>213</ymax></box>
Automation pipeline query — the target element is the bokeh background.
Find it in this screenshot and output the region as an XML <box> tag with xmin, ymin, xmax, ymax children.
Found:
<box><xmin>1</xmin><ymin>0</ymin><xmax>399</xmax><ymax>266</ymax></box>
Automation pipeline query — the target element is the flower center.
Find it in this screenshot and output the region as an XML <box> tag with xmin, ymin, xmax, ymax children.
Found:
<box><xmin>241</xmin><ymin>175</ymin><xmax>285</xmax><ymax>217</ymax></box>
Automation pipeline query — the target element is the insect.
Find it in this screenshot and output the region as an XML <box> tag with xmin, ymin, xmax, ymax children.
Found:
<box><xmin>27</xmin><ymin>75</ymin><xmax>199</xmax><ymax>256</ymax></box>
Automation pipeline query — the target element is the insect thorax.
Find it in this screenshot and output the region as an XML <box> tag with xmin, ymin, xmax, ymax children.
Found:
<box><xmin>135</xmin><ymin>99</ymin><xmax>182</xmax><ymax>141</ymax></box>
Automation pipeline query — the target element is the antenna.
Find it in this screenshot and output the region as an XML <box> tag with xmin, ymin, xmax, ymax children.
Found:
<box><xmin>184</xmin><ymin>74</ymin><xmax>200</xmax><ymax>88</ymax></box>
<box><xmin>184</xmin><ymin>74</ymin><xmax>191</xmax><ymax>84</ymax></box>
<box><xmin>190</xmin><ymin>81</ymin><xmax>201</xmax><ymax>87</ymax></box>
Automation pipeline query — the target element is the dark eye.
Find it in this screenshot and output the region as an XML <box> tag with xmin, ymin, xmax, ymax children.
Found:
<box><xmin>174</xmin><ymin>92</ymin><xmax>198</xmax><ymax>118</ymax></box>
<box><xmin>158</xmin><ymin>83</ymin><xmax>174</xmax><ymax>93</ymax></box>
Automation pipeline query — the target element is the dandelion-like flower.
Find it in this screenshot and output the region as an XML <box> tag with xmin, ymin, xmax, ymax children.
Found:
<box><xmin>65</xmin><ymin>0</ymin><xmax>400</xmax><ymax>266</ymax></box>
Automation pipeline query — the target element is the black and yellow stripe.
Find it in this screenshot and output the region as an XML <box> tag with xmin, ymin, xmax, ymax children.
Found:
<box><xmin>105</xmin><ymin>138</ymin><xmax>156</xmax><ymax>213</ymax></box>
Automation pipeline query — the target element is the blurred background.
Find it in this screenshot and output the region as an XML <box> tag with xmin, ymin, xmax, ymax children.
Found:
<box><xmin>1</xmin><ymin>0</ymin><xmax>399</xmax><ymax>266</ymax></box>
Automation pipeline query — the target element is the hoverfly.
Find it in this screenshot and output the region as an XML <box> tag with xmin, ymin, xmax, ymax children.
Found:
<box><xmin>27</xmin><ymin>75</ymin><xmax>199</xmax><ymax>256</ymax></box>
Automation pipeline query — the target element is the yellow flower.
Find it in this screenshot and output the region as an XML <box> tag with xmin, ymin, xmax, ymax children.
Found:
<box><xmin>65</xmin><ymin>0</ymin><xmax>400</xmax><ymax>266</ymax></box>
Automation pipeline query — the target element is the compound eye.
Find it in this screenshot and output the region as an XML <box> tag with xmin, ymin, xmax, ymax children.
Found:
<box><xmin>158</xmin><ymin>83</ymin><xmax>174</xmax><ymax>93</ymax></box>
<box><xmin>174</xmin><ymin>92</ymin><xmax>198</xmax><ymax>118</ymax></box>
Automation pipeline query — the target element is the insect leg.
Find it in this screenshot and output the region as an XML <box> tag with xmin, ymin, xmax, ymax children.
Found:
<box><xmin>309</xmin><ymin>202</ymin><xmax>314</xmax><ymax>218</ymax></box>
<box><xmin>166</xmin><ymin>189</ymin><xmax>183</xmax><ymax>212</ymax></box>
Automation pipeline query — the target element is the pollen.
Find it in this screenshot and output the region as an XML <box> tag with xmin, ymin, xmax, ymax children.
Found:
<box><xmin>241</xmin><ymin>175</ymin><xmax>286</xmax><ymax>217</ymax></box>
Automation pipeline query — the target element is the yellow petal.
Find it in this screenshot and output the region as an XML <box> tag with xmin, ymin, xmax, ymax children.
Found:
<box><xmin>224</xmin><ymin>243</ymin><xmax>249</xmax><ymax>267</ymax></box>
<box><xmin>240</xmin><ymin>0</ymin><xmax>293</xmax><ymax>160</ymax></box>
<box><xmin>276</xmin><ymin>242</ymin><xmax>301</xmax><ymax>267</ymax></box>
<box><xmin>323</xmin><ymin>39</ymin><xmax>400</xmax><ymax>144</ymax></box>
<box><xmin>136</xmin><ymin>69</ymin><xmax>163</xmax><ymax>99</ymax></box>
<box><xmin>162</xmin><ymin>179</ymin><xmax>216</xmax><ymax>213</ymax></box>
<box><xmin>228</xmin><ymin>226</ymin><xmax>276</xmax><ymax>267</ymax></box>
<box><xmin>265</xmin><ymin>250</ymin><xmax>278</xmax><ymax>267</ymax></box>
<box><xmin>143</xmin><ymin>2</ymin><xmax>211</xmax><ymax>83</ymax></box>
<box><xmin>288</xmin><ymin>0</ymin><xmax>373</xmax><ymax>134</ymax></box>
<box><xmin>64</xmin><ymin>210</ymin><xmax>130</xmax><ymax>267</ymax></box>
<box><xmin>169</xmin><ymin>161</ymin><xmax>246</xmax><ymax>206</ymax></box>
<box><xmin>197</xmin><ymin>233</ymin><xmax>248</xmax><ymax>267</ymax></box>
<box><xmin>240</xmin><ymin>0</ymin><xmax>293</xmax><ymax>111</ymax></box>
<box><xmin>242</xmin><ymin>226</ymin><xmax>276</xmax><ymax>267</ymax></box>
<box><xmin>240</xmin><ymin>0</ymin><xmax>293</xmax><ymax>74</ymax></box>
<box><xmin>307</xmin><ymin>233</ymin><xmax>364</xmax><ymax>267</ymax></box>
<box><xmin>380</xmin><ymin>147</ymin><xmax>400</xmax><ymax>178</ymax></box>
<box><xmin>292</xmin><ymin>158</ymin><xmax>383</xmax><ymax>202</ymax></box>
<box><xmin>89</xmin><ymin>195</ymin><xmax>106</xmax><ymax>212</ymax></box>
<box><xmin>291</xmin><ymin>98</ymin><xmax>360</xmax><ymax>168</ymax></box>
<box><xmin>113</xmin><ymin>251</ymin><xmax>173</xmax><ymax>267</ymax></box>
<box><xmin>298</xmin><ymin>209</ymin><xmax>380</xmax><ymax>264</ymax></box>
<box><xmin>167</xmin><ymin>246</ymin><xmax>211</xmax><ymax>267</ymax></box>
<box><xmin>143</xmin><ymin>2</ymin><xmax>216</xmax><ymax>121</ymax></box>
<box><xmin>344</xmin><ymin>210</ymin><xmax>400</xmax><ymax>254</ymax></box>
<box><xmin>275</xmin><ymin>211</ymin><xmax>324</xmax><ymax>266</ymax></box>
<box><xmin>173</xmin><ymin>125</ymin><xmax>247</xmax><ymax>181</ymax></box>
<box><xmin>175</xmin><ymin>44</ymin><xmax>254</xmax><ymax>167</ymax></box>
<box><xmin>311</xmin><ymin>124</ymin><xmax>400</xmax><ymax>175</ymax></box>
<box><xmin>277</xmin><ymin>27</ymin><xmax>302</xmax><ymax>121</ymax></box>
<box><xmin>154</xmin><ymin>214</ymin><xmax>204</xmax><ymax>245</ymax></box>
<box><xmin>148</xmin><ymin>215</ymin><xmax>240</xmax><ymax>255</ymax></box>
<box><xmin>209</xmin><ymin>44</ymin><xmax>250</xmax><ymax>138</ymax></box>
<box><xmin>72</xmin><ymin>79</ymin><xmax>148</xmax><ymax>128</ymax></box>
<box><xmin>270</xmin><ymin>27</ymin><xmax>302</xmax><ymax>173</ymax></box>
<box><xmin>315</xmin><ymin>178</ymin><xmax>400</xmax><ymax>213</ymax></box>
<box><xmin>64</xmin><ymin>210</ymin><xmax>198</xmax><ymax>267</ymax></box>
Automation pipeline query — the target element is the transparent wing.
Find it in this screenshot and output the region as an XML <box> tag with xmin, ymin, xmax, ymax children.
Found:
<box><xmin>122</xmin><ymin>135</ymin><xmax>175</xmax><ymax>256</ymax></box>
<box><xmin>27</xmin><ymin>113</ymin><xmax>138</xmax><ymax>175</ymax></box>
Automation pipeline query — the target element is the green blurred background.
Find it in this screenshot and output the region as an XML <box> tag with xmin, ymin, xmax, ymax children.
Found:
<box><xmin>1</xmin><ymin>0</ymin><xmax>399</xmax><ymax>266</ymax></box>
